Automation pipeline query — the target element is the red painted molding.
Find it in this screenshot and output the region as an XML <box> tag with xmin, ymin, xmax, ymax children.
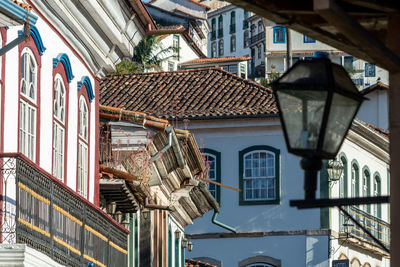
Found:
<box><xmin>94</xmin><ymin>79</ymin><xmax>100</xmax><ymax>206</ymax></box>
<box><xmin>51</xmin><ymin>62</ymin><xmax>70</xmax><ymax>185</ymax></box>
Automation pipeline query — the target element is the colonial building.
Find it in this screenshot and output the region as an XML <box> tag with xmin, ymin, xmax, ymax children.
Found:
<box><xmin>98</xmin><ymin>67</ymin><xmax>390</xmax><ymax>266</ymax></box>
<box><xmin>0</xmin><ymin>0</ymin><xmax>156</xmax><ymax>265</ymax></box>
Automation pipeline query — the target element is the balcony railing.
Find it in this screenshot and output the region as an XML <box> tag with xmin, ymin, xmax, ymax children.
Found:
<box><xmin>0</xmin><ymin>154</ymin><xmax>128</xmax><ymax>267</ymax></box>
<box><xmin>340</xmin><ymin>206</ymin><xmax>390</xmax><ymax>248</ymax></box>
<box><xmin>250</xmin><ymin>32</ymin><xmax>265</xmax><ymax>45</ymax></box>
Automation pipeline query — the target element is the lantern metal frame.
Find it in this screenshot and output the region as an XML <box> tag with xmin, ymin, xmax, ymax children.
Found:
<box><xmin>272</xmin><ymin>57</ymin><xmax>365</xmax><ymax>160</ymax></box>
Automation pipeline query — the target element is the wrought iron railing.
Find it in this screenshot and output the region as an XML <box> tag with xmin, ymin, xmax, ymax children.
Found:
<box><xmin>0</xmin><ymin>154</ymin><xmax>128</xmax><ymax>267</ymax></box>
<box><xmin>340</xmin><ymin>205</ymin><xmax>390</xmax><ymax>248</ymax></box>
<box><xmin>250</xmin><ymin>32</ymin><xmax>265</xmax><ymax>45</ymax></box>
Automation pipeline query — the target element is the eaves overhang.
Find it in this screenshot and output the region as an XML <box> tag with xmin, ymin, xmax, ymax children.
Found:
<box><xmin>0</xmin><ymin>0</ymin><xmax>37</xmax><ymax>26</ymax></box>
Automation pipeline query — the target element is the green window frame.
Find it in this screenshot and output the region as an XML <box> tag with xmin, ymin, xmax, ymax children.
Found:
<box><xmin>373</xmin><ymin>171</ymin><xmax>382</xmax><ymax>219</ymax></box>
<box><xmin>351</xmin><ymin>159</ymin><xmax>360</xmax><ymax>198</ymax></box>
<box><xmin>174</xmin><ymin>235</ymin><xmax>180</xmax><ymax>267</ymax></box>
<box><xmin>239</xmin><ymin>145</ymin><xmax>280</xmax><ymax>205</ymax></box>
<box><xmin>338</xmin><ymin>153</ymin><xmax>348</xmax><ymax>232</ymax></box>
<box><xmin>211</xmin><ymin>18</ymin><xmax>216</xmax><ymax>40</ymax></box>
<box><xmin>230</xmin><ymin>11</ymin><xmax>236</xmax><ymax>34</ymax></box>
<box><xmin>168</xmin><ymin>223</ymin><xmax>172</xmax><ymax>267</ymax></box>
<box><xmin>128</xmin><ymin>213</ymin><xmax>139</xmax><ymax>267</ymax></box>
<box><xmin>202</xmin><ymin>148</ymin><xmax>221</xmax><ymax>203</ymax></box>
<box><xmin>362</xmin><ymin>165</ymin><xmax>371</xmax><ymax>213</ymax></box>
<box><xmin>218</xmin><ymin>15</ymin><xmax>223</xmax><ymax>38</ymax></box>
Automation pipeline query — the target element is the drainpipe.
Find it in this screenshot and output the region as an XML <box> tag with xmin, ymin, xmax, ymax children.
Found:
<box><xmin>167</xmin><ymin>126</ymin><xmax>185</xmax><ymax>169</ymax></box>
<box><xmin>198</xmin><ymin>182</ymin><xmax>236</xmax><ymax>233</ymax></box>
<box><xmin>150</xmin><ymin>130</ymin><xmax>172</xmax><ymax>162</ymax></box>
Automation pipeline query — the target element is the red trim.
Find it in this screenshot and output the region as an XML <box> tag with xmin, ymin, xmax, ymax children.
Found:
<box><xmin>26</xmin><ymin>0</ymin><xmax>96</xmax><ymax>79</ymax></box>
<box><xmin>94</xmin><ymin>78</ymin><xmax>100</xmax><ymax>206</ymax></box>
<box><xmin>0</xmin><ymin>27</ymin><xmax>7</xmax><ymax>242</ymax></box>
<box><xmin>18</xmin><ymin>35</ymin><xmax>42</xmax><ymax>165</ymax></box>
<box><xmin>0</xmin><ymin>152</ymin><xmax>129</xmax><ymax>234</ymax></box>
<box><xmin>51</xmin><ymin>63</ymin><xmax>70</xmax><ymax>184</ymax></box>
<box><xmin>76</xmin><ymin>84</ymin><xmax>91</xmax><ymax>201</ymax></box>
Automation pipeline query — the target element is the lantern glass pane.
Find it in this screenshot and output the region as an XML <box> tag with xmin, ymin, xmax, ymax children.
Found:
<box><xmin>277</xmin><ymin>89</ymin><xmax>327</xmax><ymax>150</ymax></box>
<box><xmin>278</xmin><ymin>60</ymin><xmax>330</xmax><ymax>85</ymax></box>
<box><xmin>323</xmin><ymin>93</ymin><xmax>360</xmax><ymax>155</ymax></box>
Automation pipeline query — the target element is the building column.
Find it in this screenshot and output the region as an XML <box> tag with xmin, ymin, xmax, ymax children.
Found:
<box><xmin>388</xmin><ymin>13</ymin><xmax>400</xmax><ymax>267</ymax></box>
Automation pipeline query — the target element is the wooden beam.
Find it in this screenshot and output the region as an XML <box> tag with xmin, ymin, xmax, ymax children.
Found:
<box><xmin>342</xmin><ymin>0</ymin><xmax>399</xmax><ymax>12</ymax></box>
<box><xmin>314</xmin><ymin>0</ymin><xmax>400</xmax><ymax>72</ymax></box>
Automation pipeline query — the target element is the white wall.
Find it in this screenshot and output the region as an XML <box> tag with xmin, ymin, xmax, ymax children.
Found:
<box><xmin>160</xmin><ymin>34</ymin><xmax>199</xmax><ymax>71</ymax></box>
<box><xmin>3</xmin><ymin>16</ymin><xmax>97</xmax><ymax>203</ymax></box>
<box><xmin>357</xmin><ymin>90</ymin><xmax>389</xmax><ymax>130</ymax></box>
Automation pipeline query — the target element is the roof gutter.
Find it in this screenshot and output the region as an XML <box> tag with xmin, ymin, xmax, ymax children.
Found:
<box><xmin>198</xmin><ymin>182</ymin><xmax>236</xmax><ymax>233</ymax></box>
<box><xmin>0</xmin><ymin>0</ymin><xmax>37</xmax><ymax>26</ymax></box>
<box><xmin>146</xmin><ymin>24</ymin><xmax>186</xmax><ymax>35</ymax></box>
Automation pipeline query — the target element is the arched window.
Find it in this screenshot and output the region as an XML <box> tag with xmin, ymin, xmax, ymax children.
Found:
<box><xmin>239</xmin><ymin>145</ymin><xmax>280</xmax><ymax>205</ymax></box>
<box><xmin>258</xmin><ymin>20</ymin><xmax>263</xmax><ymax>33</ymax></box>
<box><xmin>19</xmin><ymin>47</ymin><xmax>38</xmax><ymax>161</ymax></box>
<box><xmin>218</xmin><ymin>39</ymin><xmax>224</xmax><ymax>56</ymax></box>
<box><xmin>211</xmin><ymin>42</ymin><xmax>217</xmax><ymax>58</ymax></box>
<box><xmin>230</xmin><ymin>35</ymin><xmax>236</xmax><ymax>52</ymax></box>
<box><xmin>339</xmin><ymin>154</ymin><xmax>348</xmax><ymax>232</ymax></box>
<box><xmin>362</xmin><ymin>166</ymin><xmax>371</xmax><ymax>213</ymax></box>
<box><xmin>244</xmin><ymin>30</ymin><xmax>249</xmax><ymax>48</ymax></box>
<box><xmin>239</xmin><ymin>255</ymin><xmax>281</xmax><ymax>267</ymax></box>
<box><xmin>373</xmin><ymin>173</ymin><xmax>381</xmax><ymax>218</ymax></box>
<box><xmin>273</xmin><ymin>26</ymin><xmax>286</xmax><ymax>43</ymax></box>
<box><xmin>78</xmin><ymin>96</ymin><xmax>89</xmax><ymax>198</ymax></box>
<box><xmin>202</xmin><ymin>148</ymin><xmax>221</xmax><ymax>203</ymax></box>
<box><xmin>351</xmin><ymin>161</ymin><xmax>359</xmax><ymax>198</ymax></box>
<box><xmin>53</xmin><ymin>74</ymin><xmax>66</xmax><ymax>180</ymax></box>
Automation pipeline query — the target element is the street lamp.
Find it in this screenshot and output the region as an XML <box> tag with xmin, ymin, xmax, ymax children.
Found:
<box><xmin>272</xmin><ymin>55</ymin><xmax>364</xmax><ymax>200</ymax></box>
<box><xmin>327</xmin><ymin>158</ymin><xmax>344</xmax><ymax>183</ymax></box>
<box><xmin>188</xmin><ymin>241</ymin><xmax>193</xmax><ymax>252</ymax></box>
<box><xmin>343</xmin><ymin>222</ymin><xmax>354</xmax><ymax>237</ymax></box>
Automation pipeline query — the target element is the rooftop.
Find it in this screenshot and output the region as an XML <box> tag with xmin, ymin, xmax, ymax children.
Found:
<box><xmin>360</xmin><ymin>81</ymin><xmax>389</xmax><ymax>96</ymax></box>
<box><xmin>100</xmin><ymin>68</ymin><xmax>277</xmax><ymax>120</ymax></box>
<box><xmin>180</xmin><ymin>56</ymin><xmax>251</xmax><ymax>65</ymax></box>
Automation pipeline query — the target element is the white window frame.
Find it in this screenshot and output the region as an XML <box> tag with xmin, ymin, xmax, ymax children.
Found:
<box><xmin>78</xmin><ymin>140</ymin><xmax>88</xmax><ymax>198</ymax></box>
<box><xmin>78</xmin><ymin>96</ymin><xmax>89</xmax><ymax>198</ymax></box>
<box><xmin>243</xmin><ymin>150</ymin><xmax>276</xmax><ymax>201</ymax></box>
<box><xmin>19</xmin><ymin>99</ymin><xmax>36</xmax><ymax>161</ymax></box>
<box><xmin>20</xmin><ymin>48</ymin><xmax>37</xmax><ymax>104</ymax></box>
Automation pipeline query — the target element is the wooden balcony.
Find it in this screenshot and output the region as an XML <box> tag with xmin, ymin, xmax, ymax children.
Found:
<box><xmin>0</xmin><ymin>154</ymin><xmax>129</xmax><ymax>267</ymax></box>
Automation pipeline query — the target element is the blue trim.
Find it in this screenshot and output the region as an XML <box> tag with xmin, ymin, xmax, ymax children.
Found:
<box><xmin>343</xmin><ymin>56</ymin><xmax>353</xmax><ymax>68</ymax></box>
<box><xmin>0</xmin><ymin>0</ymin><xmax>37</xmax><ymax>26</ymax></box>
<box><xmin>365</xmin><ymin>62</ymin><xmax>376</xmax><ymax>77</ymax></box>
<box><xmin>303</xmin><ymin>35</ymin><xmax>316</xmax><ymax>43</ymax></box>
<box><xmin>273</xmin><ymin>26</ymin><xmax>286</xmax><ymax>43</ymax></box>
<box><xmin>18</xmin><ymin>26</ymin><xmax>46</xmax><ymax>55</ymax></box>
<box><xmin>53</xmin><ymin>53</ymin><xmax>74</xmax><ymax>83</ymax></box>
<box><xmin>77</xmin><ymin>76</ymin><xmax>94</xmax><ymax>102</ymax></box>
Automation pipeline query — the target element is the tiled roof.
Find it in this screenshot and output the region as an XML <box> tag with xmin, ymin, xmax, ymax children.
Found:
<box><xmin>100</xmin><ymin>68</ymin><xmax>277</xmax><ymax>120</ymax></box>
<box><xmin>11</xmin><ymin>0</ymin><xmax>31</xmax><ymax>10</ymax></box>
<box><xmin>185</xmin><ymin>259</ymin><xmax>216</xmax><ymax>267</ymax></box>
<box><xmin>354</xmin><ymin>118</ymin><xmax>389</xmax><ymax>139</ymax></box>
<box><xmin>360</xmin><ymin>81</ymin><xmax>389</xmax><ymax>96</ymax></box>
<box><xmin>180</xmin><ymin>56</ymin><xmax>251</xmax><ymax>65</ymax></box>
<box><xmin>188</xmin><ymin>0</ymin><xmax>211</xmax><ymax>9</ymax></box>
<box><xmin>173</xmin><ymin>8</ymin><xmax>207</xmax><ymax>20</ymax></box>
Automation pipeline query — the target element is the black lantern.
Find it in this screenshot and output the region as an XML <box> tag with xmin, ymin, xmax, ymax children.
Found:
<box><xmin>272</xmin><ymin>55</ymin><xmax>364</xmax><ymax>200</ymax></box>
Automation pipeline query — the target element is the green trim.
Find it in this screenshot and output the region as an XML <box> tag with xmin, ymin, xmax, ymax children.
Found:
<box><xmin>230</xmin><ymin>11</ymin><xmax>236</xmax><ymax>34</ymax></box>
<box><xmin>362</xmin><ymin>165</ymin><xmax>371</xmax><ymax>213</ymax></box>
<box><xmin>218</xmin><ymin>15</ymin><xmax>223</xmax><ymax>38</ymax></box>
<box><xmin>239</xmin><ymin>145</ymin><xmax>280</xmax><ymax>205</ymax></box>
<box><xmin>373</xmin><ymin>171</ymin><xmax>382</xmax><ymax>218</ymax></box>
<box><xmin>168</xmin><ymin>223</ymin><xmax>172</xmax><ymax>267</ymax></box>
<box><xmin>338</xmin><ymin>152</ymin><xmax>348</xmax><ymax>198</ymax></box>
<box><xmin>351</xmin><ymin>159</ymin><xmax>360</xmax><ymax>197</ymax></box>
<box><xmin>202</xmin><ymin>148</ymin><xmax>221</xmax><ymax>203</ymax></box>
<box><xmin>129</xmin><ymin>214</ymin><xmax>133</xmax><ymax>267</ymax></box>
<box><xmin>134</xmin><ymin>214</ymin><xmax>139</xmax><ymax>267</ymax></box>
<box><xmin>174</xmin><ymin>237</ymin><xmax>179</xmax><ymax>267</ymax></box>
<box><xmin>181</xmin><ymin>243</ymin><xmax>185</xmax><ymax>267</ymax></box>
<box><xmin>320</xmin><ymin>161</ymin><xmax>330</xmax><ymax>229</ymax></box>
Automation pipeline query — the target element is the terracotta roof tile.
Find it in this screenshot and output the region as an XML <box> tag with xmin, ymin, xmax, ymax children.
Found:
<box><xmin>188</xmin><ymin>0</ymin><xmax>211</xmax><ymax>9</ymax></box>
<box><xmin>354</xmin><ymin>118</ymin><xmax>389</xmax><ymax>138</ymax></box>
<box><xmin>360</xmin><ymin>81</ymin><xmax>389</xmax><ymax>96</ymax></box>
<box><xmin>180</xmin><ymin>56</ymin><xmax>251</xmax><ymax>65</ymax></box>
<box><xmin>100</xmin><ymin>68</ymin><xmax>277</xmax><ymax>120</ymax></box>
<box><xmin>11</xmin><ymin>0</ymin><xmax>32</xmax><ymax>11</ymax></box>
<box><xmin>185</xmin><ymin>259</ymin><xmax>216</xmax><ymax>267</ymax></box>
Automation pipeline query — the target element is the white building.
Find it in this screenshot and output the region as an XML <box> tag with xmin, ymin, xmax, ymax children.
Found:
<box><xmin>0</xmin><ymin>0</ymin><xmax>154</xmax><ymax>265</ymax></box>
<box><xmin>97</xmin><ymin>67</ymin><xmax>391</xmax><ymax>267</ymax></box>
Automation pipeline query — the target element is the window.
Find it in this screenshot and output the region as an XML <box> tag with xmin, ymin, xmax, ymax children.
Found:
<box><xmin>229</xmin><ymin>64</ymin><xmax>238</xmax><ymax>74</ymax></box>
<box><xmin>173</xmin><ymin>35</ymin><xmax>180</xmax><ymax>59</ymax></box>
<box><xmin>362</xmin><ymin>167</ymin><xmax>371</xmax><ymax>213</ymax></box>
<box><xmin>230</xmin><ymin>11</ymin><xmax>236</xmax><ymax>34</ymax></box>
<box><xmin>239</xmin><ymin>146</ymin><xmax>280</xmax><ymax>205</ymax></box>
<box><xmin>343</xmin><ymin>56</ymin><xmax>353</xmax><ymax>69</ymax></box>
<box><xmin>258</xmin><ymin>45</ymin><xmax>261</xmax><ymax>59</ymax></box>
<box><xmin>243</xmin><ymin>10</ymin><xmax>249</xmax><ymax>29</ymax></box>
<box><xmin>218</xmin><ymin>15</ymin><xmax>223</xmax><ymax>38</ymax></box>
<box><xmin>250</xmin><ymin>24</ymin><xmax>256</xmax><ymax>37</ymax></box>
<box><xmin>258</xmin><ymin>21</ymin><xmax>263</xmax><ymax>33</ymax></box>
<box><xmin>244</xmin><ymin>30</ymin><xmax>249</xmax><ymax>48</ymax></box>
<box><xmin>218</xmin><ymin>39</ymin><xmax>224</xmax><ymax>56</ymax></box>
<box><xmin>19</xmin><ymin>48</ymin><xmax>38</xmax><ymax>162</ymax></box>
<box><xmin>230</xmin><ymin>35</ymin><xmax>236</xmax><ymax>52</ymax></box>
<box><xmin>203</xmin><ymin>149</ymin><xmax>221</xmax><ymax>203</ymax></box>
<box><xmin>53</xmin><ymin>74</ymin><xmax>66</xmax><ymax>180</ymax></box>
<box><xmin>351</xmin><ymin>161</ymin><xmax>359</xmax><ymax>198</ymax></box>
<box><xmin>273</xmin><ymin>26</ymin><xmax>285</xmax><ymax>43</ymax></box>
<box><xmin>78</xmin><ymin>96</ymin><xmax>89</xmax><ymax>198</ymax></box>
<box><xmin>239</xmin><ymin>255</ymin><xmax>281</xmax><ymax>267</ymax></box>
<box><xmin>211</xmin><ymin>18</ymin><xmax>216</xmax><ymax>40</ymax></box>
<box><xmin>211</xmin><ymin>42</ymin><xmax>217</xmax><ymax>58</ymax></box>
<box><xmin>303</xmin><ymin>35</ymin><xmax>316</xmax><ymax>43</ymax></box>
<box><xmin>365</xmin><ymin>63</ymin><xmax>376</xmax><ymax>77</ymax></box>
<box><xmin>339</xmin><ymin>154</ymin><xmax>348</xmax><ymax>233</ymax></box>
<box><xmin>373</xmin><ymin>173</ymin><xmax>381</xmax><ymax>218</ymax></box>
<box><xmin>168</xmin><ymin>61</ymin><xmax>174</xmax><ymax>71</ymax></box>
